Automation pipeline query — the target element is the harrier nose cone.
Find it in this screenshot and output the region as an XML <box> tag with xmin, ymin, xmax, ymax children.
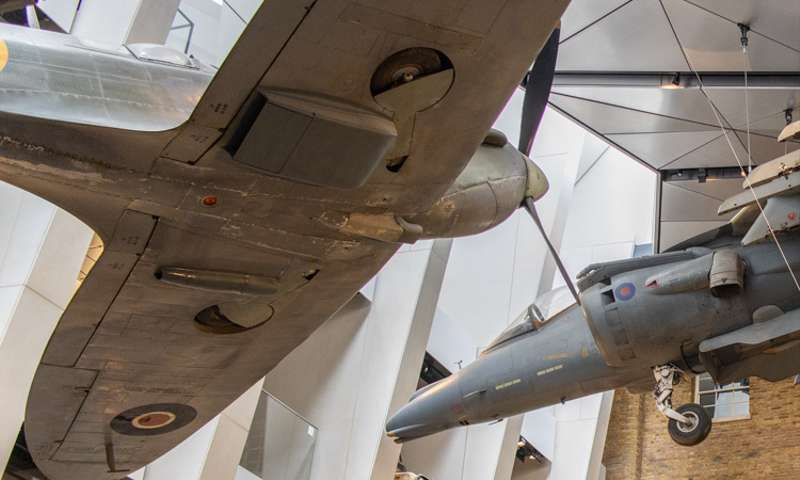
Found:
<box><xmin>386</xmin><ymin>376</ymin><xmax>464</xmax><ymax>442</ymax></box>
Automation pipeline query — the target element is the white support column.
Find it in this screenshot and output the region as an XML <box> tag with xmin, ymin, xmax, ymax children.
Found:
<box><xmin>139</xmin><ymin>380</ymin><xmax>263</xmax><ymax>480</ymax></box>
<box><xmin>0</xmin><ymin>183</ymin><xmax>93</xmax><ymax>471</ymax></box>
<box><xmin>462</xmin><ymin>415</ymin><xmax>526</xmax><ymax>480</ymax></box>
<box><xmin>37</xmin><ymin>0</ymin><xmax>80</xmax><ymax>33</ymax></box>
<box><xmin>142</xmin><ymin>419</ymin><xmax>219</xmax><ymax>480</ymax></box>
<box><xmin>548</xmin><ymin>394</ymin><xmax>607</xmax><ymax>480</ymax></box>
<box><xmin>161</xmin><ymin>0</ymin><xmax>262</xmax><ymax>67</ymax></box>
<box><xmin>372</xmin><ymin>240</ymin><xmax>454</xmax><ymax>479</ymax></box>
<box><xmin>400</xmin><ymin>393</ymin><xmax>525</xmax><ymax>480</ymax></box>
<box><xmin>586</xmin><ymin>391</ymin><xmax>614</xmax><ymax>480</ymax></box>
<box><xmin>533</xmin><ymin>120</ymin><xmax>585</xmax><ymax>297</ymax></box>
<box><xmin>127</xmin><ymin>353</ymin><xmax>254</xmax><ymax>480</ymax></box>
<box><xmin>257</xmin><ymin>239</ymin><xmax>452</xmax><ymax>480</ymax></box>
<box><xmin>197</xmin><ymin>381</ymin><xmax>263</xmax><ymax>480</ymax></box>
<box><xmin>72</xmin><ymin>0</ymin><xmax>181</xmax><ymax>46</ymax></box>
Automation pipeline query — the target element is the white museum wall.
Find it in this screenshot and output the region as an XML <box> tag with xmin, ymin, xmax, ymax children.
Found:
<box><xmin>165</xmin><ymin>0</ymin><xmax>261</xmax><ymax>67</ymax></box>
<box><xmin>36</xmin><ymin>0</ymin><xmax>260</xmax><ymax>68</ymax></box>
<box><xmin>258</xmin><ymin>240</ymin><xmax>453</xmax><ymax>480</ymax></box>
<box><xmin>0</xmin><ymin>183</ymin><xmax>93</xmax><ymax>471</ymax></box>
<box><xmin>37</xmin><ymin>0</ymin><xmax>80</xmax><ymax>32</ymax></box>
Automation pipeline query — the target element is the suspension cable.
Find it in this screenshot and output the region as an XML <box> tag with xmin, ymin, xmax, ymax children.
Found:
<box><xmin>741</xmin><ymin>24</ymin><xmax>752</xmax><ymax>173</ymax></box>
<box><xmin>744</xmin><ymin>70</ymin><xmax>752</xmax><ymax>173</ymax></box>
<box><xmin>658</xmin><ymin>2</ymin><xmax>800</xmax><ymax>293</ymax></box>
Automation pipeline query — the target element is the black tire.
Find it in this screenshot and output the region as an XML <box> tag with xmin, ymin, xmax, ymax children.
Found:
<box><xmin>667</xmin><ymin>403</ymin><xmax>712</xmax><ymax>446</ymax></box>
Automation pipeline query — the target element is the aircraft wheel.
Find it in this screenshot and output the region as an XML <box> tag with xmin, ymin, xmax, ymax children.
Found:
<box><xmin>667</xmin><ymin>403</ymin><xmax>711</xmax><ymax>446</ymax></box>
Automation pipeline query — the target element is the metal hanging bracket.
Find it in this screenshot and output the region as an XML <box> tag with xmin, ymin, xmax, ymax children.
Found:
<box><xmin>738</xmin><ymin>23</ymin><xmax>750</xmax><ymax>52</ymax></box>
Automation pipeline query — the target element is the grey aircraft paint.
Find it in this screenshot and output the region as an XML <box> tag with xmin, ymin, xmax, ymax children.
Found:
<box><xmin>387</xmin><ymin>120</ymin><xmax>800</xmax><ymax>446</ymax></box>
<box><xmin>386</xmin><ymin>228</ymin><xmax>800</xmax><ymax>443</ymax></box>
<box><xmin>0</xmin><ymin>1</ymin><xmax>570</xmax><ymax>478</ymax></box>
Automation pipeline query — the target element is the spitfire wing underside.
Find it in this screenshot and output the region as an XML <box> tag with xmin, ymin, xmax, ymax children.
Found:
<box><xmin>163</xmin><ymin>0</ymin><xmax>569</xmax><ymax>208</ymax></box>
<box><xmin>25</xmin><ymin>214</ymin><xmax>395</xmax><ymax>479</ymax></box>
<box><xmin>0</xmin><ymin>0</ymin><xmax>570</xmax><ymax>478</ymax></box>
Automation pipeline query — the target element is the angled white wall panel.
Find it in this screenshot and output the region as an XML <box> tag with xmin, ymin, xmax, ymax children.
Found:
<box><xmin>0</xmin><ymin>183</ymin><xmax>92</xmax><ymax>472</ymax></box>
<box><xmin>37</xmin><ymin>0</ymin><xmax>80</xmax><ymax>32</ymax></box>
<box><xmin>72</xmin><ymin>0</ymin><xmax>180</xmax><ymax>46</ymax></box>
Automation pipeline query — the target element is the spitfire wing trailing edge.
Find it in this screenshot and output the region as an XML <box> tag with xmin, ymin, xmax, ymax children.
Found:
<box><xmin>0</xmin><ymin>1</ymin><xmax>569</xmax><ymax>478</ymax></box>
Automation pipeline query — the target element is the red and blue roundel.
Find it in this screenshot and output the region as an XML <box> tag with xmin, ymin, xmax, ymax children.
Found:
<box><xmin>615</xmin><ymin>282</ymin><xmax>636</xmax><ymax>301</ymax></box>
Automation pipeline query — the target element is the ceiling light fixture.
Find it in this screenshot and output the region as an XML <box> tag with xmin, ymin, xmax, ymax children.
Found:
<box><xmin>661</xmin><ymin>72</ymin><xmax>683</xmax><ymax>90</ymax></box>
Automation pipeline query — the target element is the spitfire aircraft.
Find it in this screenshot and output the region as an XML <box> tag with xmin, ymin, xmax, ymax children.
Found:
<box><xmin>387</xmin><ymin>137</ymin><xmax>800</xmax><ymax>447</ymax></box>
<box><xmin>0</xmin><ymin>1</ymin><xmax>571</xmax><ymax>479</ymax></box>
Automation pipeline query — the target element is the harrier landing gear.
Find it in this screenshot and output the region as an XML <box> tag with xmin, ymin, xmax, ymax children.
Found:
<box><xmin>653</xmin><ymin>365</ymin><xmax>711</xmax><ymax>446</ymax></box>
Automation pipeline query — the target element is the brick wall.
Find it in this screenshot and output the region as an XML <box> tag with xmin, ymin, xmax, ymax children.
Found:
<box><xmin>603</xmin><ymin>377</ymin><xmax>800</xmax><ymax>479</ymax></box>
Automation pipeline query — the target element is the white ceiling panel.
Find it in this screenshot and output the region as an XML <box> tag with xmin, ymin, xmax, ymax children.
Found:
<box><xmin>661</xmin><ymin>181</ymin><xmax>736</xmax><ymax>222</ymax></box>
<box><xmin>552</xmin><ymin>85</ymin><xmax>720</xmax><ymax>126</ymax></box>
<box><xmin>559</xmin><ymin>0</ymin><xmax>632</xmax><ymax>40</ymax></box>
<box><xmin>607</xmin><ymin>131</ymin><xmax>720</xmax><ymax>169</ymax></box>
<box><xmin>747</xmin><ymin>111</ymin><xmax>800</xmax><ymax>137</ymax></box>
<box><xmin>739</xmin><ymin>131</ymin><xmax>800</xmax><ymax>165</ymax></box>
<box><xmin>706</xmin><ymin>89</ymin><xmax>800</xmax><ymax>131</ymax></box>
<box><xmin>661</xmin><ymin>131</ymin><xmax>794</xmax><ymax>169</ymax></box>
<box><xmin>550</xmin><ymin>93</ymin><xmax>715</xmax><ymax>135</ymax></box>
<box><xmin>557</xmin><ymin>0</ymin><xmax>688</xmax><ymax>71</ymax></box>
<box><xmin>661</xmin><ymin>135</ymin><xmax>738</xmax><ymax>169</ymax></box>
<box><xmin>551</xmin><ymin>0</ymin><xmax>800</xmax><ymax>241</ymax></box>
<box><xmin>662</xmin><ymin>0</ymin><xmax>800</xmax><ymax>72</ymax></box>
<box><xmin>670</xmin><ymin>176</ymin><xmax>742</xmax><ymax>201</ymax></box>
<box><xmin>688</xmin><ymin>0</ymin><xmax>800</xmax><ymax>52</ymax></box>
<box><xmin>660</xmin><ymin>220</ymin><xmax>728</xmax><ymax>251</ymax></box>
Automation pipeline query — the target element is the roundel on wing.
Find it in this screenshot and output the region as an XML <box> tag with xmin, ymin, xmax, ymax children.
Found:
<box><xmin>615</xmin><ymin>282</ymin><xmax>636</xmax><ymax>301</ymax></box>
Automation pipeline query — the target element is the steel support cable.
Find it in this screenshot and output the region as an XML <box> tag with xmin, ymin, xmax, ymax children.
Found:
<box><xmin>658</xmin><ymin>0</ymin><xmax>800</xmax><ymax>293</ymax></box>
<box><xmin>744</xmin><ymin>66</ymin><xmax>752</xmax><ymax>173</ymax></box>
<box><xmin>741</xmin><ymin>23</ymin><xmax>753</xmax><ymax>173</ymax></box>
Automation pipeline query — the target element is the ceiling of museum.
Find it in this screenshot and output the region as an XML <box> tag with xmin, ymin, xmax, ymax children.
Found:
<box><xmin>552</xmin><ymin>0</ymin><xmax>800</xmax><ymax>250</ymax></box>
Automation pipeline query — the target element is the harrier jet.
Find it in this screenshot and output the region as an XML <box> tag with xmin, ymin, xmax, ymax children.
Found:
<box><xmin>387</xmin><ymin>143</ymin><xmax>800</xmax><ymax>447</ymax></box>
<box><xmin>0</xmin><ymin>1</ymin><xmax>569</xmax><ymax>478</ymax></box>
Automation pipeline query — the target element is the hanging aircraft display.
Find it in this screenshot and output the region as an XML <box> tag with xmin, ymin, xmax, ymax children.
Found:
<box><xmin>387</xmin><ymin>147</ymin><xmax>800</xmax><ymax>447</ymax></box>
<box><xmin>0</xmin><ymin>0</ymin><xmax>570</xmax><ymax>478</ymax></box>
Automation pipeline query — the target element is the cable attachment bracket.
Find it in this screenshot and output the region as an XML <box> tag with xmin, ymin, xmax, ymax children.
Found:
<box><xmin>738</xmin><ymin>23</ymin><xmax>750</xmax><ymax>52</ymax></box>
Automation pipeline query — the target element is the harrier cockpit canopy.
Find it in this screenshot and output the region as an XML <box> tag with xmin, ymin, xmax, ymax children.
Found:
<box><xmin>482</xmin><ymin>286</ymin><xmax>575</xmax><ymax>354</ymax></box>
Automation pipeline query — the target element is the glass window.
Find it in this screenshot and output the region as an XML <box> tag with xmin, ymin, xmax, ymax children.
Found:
<box><xmin>239</xmin><ymin>391</ymin><xmax>317</xmax><ymax>480</ymax></box>
<box><xmin>695</xmin><ymin>373</ymin><xmax>750</xmax><ymax>422</ymax></box>
<box><xmin>483</xmin><ymin>286</ymin><xmax>575</xmax><ymax>353</ymax></box>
